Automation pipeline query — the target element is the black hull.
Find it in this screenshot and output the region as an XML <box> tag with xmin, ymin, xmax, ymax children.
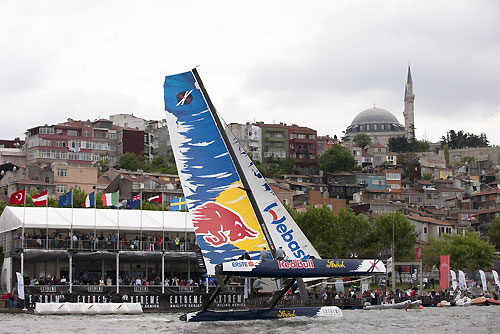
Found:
<box><xmin>182</xmin><ymin>306</ymin><xmax>342</xmax><ymax>322</ymax></box>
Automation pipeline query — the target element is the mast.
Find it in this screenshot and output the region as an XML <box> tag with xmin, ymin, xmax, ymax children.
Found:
<box><xmin>191</xmin><ymin>68</ymin><xmax>276</xmax><ymax>254</ymax></box>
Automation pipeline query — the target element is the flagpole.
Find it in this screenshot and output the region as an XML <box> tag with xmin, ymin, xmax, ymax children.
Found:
<box><xmin>117</xmin><ymin>190</ymin><xmax>120</xmax><ymax>251</ymax></box>
<box><xmin>70</xmin><ymin>189</ymin><xmax>74</xmax><ymax>249</ymax></box>
<box><xmin>21</xmin><ymin>187</ymin><xmax>26</xmax><ymax>251</ymax></box>
<box><xmin>94</xmin><ymin>187</ymin><xmax>97</xmax><ymax>250</ymax></box>
<box><xmin>184</xmin><ymin>198</ymin><xmax>187</xmax><ymax>252</ymax></box>
<box><xmin>140</xmin><ymin>191</ymin><xmax>143</xmax><ymax>250</ymax></box>
<box><xmin>162</xmin><ymin>192</ymin><xmax>165</xmax><ymax>252</ymax></box>
<box><xmin>46</xmin><ymin>191</ymin><xmax>49</xmax><ymax>250</ymax></box>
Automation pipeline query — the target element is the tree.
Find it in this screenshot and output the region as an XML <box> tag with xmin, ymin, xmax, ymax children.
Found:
<box><xmin>443</xmin><ymin>144</ymin><xmax>450</xmax><ymax>167</ymax></box>
<box><xmin>118</xmin><ymin>153</ymin><xmax>143</xmax><ymax>172</ymax></box>
<box><xmin>488</xmin><ymin>216</ymin><xmax>500</xmax><ymax>250</ymax></box>
<box><xmin>318</xmin><ymin>145</ymin><xmax>359</xmax><ymax>173</ymax></box>
<box><xmin>371</xmin><ymin>212</ymin><xmax>417</xmax><ymax>261</ymax></box>
<box><xmin>441</xmin><ymin>130</ymin><xmax>489</xmax><ymax>149</ymax></box>
<box><xmin>353</xmin><ymin>134</ymin><xmax>371</xmax><ymax>149</ymax></box>
<box><xmin>291</xmin><ymin>205</ymin><xmax>339</xmax><ymax>257</ymax></box>
<box><xmin>93</xmin><ymin>154</ymin><xmax>111</xmax><ymax>176</ymax></box>
<box><xmin>333</xmin><ymin>208</ymin><xmax>373</xmax><ymax>258</ymax></box>
<box><xmin>388</xmin><ymin>136</ymin><xmax>430</xmax><ymax>153</ymax></box>
<box><xmin>423</xmin><ymin>232</ymin><xmax>495</xmax><ymax>271</ymax></box>
<box><xmin>397</xmin><ymin>152</ymin><xmax>420</xmax><ymax>179</ymax></box>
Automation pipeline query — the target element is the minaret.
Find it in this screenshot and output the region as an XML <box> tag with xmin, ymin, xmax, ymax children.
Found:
<box><xmin>403</xmin><ymin>65</ymin><xmax>415</xmax><ymax>139</ymax></box>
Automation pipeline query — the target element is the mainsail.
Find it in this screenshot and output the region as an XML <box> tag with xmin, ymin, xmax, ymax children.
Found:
<box><xmin>163</xmin><ymin>69</ymin><xmax>319</xmax><ymax>274</ymax></box>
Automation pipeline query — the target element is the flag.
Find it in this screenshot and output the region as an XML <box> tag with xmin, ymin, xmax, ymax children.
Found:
<box><xmin>386</xmin><ymin>257</ymin><xmax>393</xmax><ymax>274</ymax></box>
<box><xmin>415</xmin><ymin>245</ymin><xmax>422</xmax><ymax>260</ymax></box>
<box><xmin>492</xmin><ymin>270</ymin><xmax>500</xmax><ymax>287</ymax></box>
<box><xmin>32</xmin><ymin>190</ymin><xmax>48</xmax><ymax>207</ymax></box>
<box><xmin>148</xmin><ymin>194</ymin><xmax>162</xmax><ymax>204</ymax></box>
<box><xmin>450</xmin><ymin>270</ymin><xmax>458</xmax><ymax>290</ymax></box>
<box><xmin>126</xmin><ymin>194</ymin><xmax>141</xmax><ymax>209</ymax></box>
<box><xmin>102</xmin><ymin>192</ymin><xmax>118</xmax><ymax>207</ymax></box>
<box><xmin>84</xmin><ymin>191</ymin><xmax>95</xmax><ymax>208</ymax></box>
<box><xmin>58</xmin><ymin>190</ymin><xmax>73</xmax><ymax>207</ymax></box>
<box><xmin>458</xmin><ymin>270</ymin><xmax>466</xmax><ymax>290</ymax></box>
<box><xmin>479</xmin><ymin>270</ymin><xmax>487</xmax><ymax>292</ymax></box>
<box><xmin>10</xmin><ymin>189</ymin><xmax>26</xmax><ymax>205</ymax></box>
<box><xmin>16</xmin><ymin>272</ymin><xmax>25</xmax><ymax>300</ymax></box>
<box><xmin>169</xmin><ymin>196</ymin><xmax>186</xmax><ymax>211</ymax></box>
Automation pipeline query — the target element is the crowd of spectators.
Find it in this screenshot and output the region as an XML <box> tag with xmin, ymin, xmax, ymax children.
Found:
<box><xmin>14</xmin><ymin>232</ymin><xmax>196</xmax><ymax>251</ymax></box>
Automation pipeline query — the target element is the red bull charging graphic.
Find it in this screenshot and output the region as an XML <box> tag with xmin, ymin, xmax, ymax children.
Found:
<box><xmin>163</xmin><ymin>70</ymin><xmax>269</xmax><ymax>274</ymax></box>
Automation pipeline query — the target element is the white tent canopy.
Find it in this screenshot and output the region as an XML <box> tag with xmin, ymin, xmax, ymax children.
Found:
<box><xmin>0</xmin><ymin>206</ymin><xmax>194</xmax><ymax>234</ymax></box>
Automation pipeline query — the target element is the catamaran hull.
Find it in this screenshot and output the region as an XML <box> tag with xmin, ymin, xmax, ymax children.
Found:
<box><xmin>182</xmin><ymin>306</ymin><xmax>343</xmax><ymax>322</ymax></box>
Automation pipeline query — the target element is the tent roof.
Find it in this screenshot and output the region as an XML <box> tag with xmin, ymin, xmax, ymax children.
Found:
<box><xmin>0</xmin><ymin>206</ymin><xmax>194</xmax><ymax>234</ymax></box>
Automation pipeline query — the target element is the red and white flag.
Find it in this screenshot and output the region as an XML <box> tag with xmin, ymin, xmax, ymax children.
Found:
<box><xmin>32</xmin><ymin>190</ymin><xmax>48</xmax><ymax>206</ymax></box>
<box><xmin>10</xmin><ymin>189</ymin><xmax>26</xmax><ymax>205</ymax></box>
<box><xmin>148</xmin><ymin>194</ymin><xmax>162</xmax><ymax>204</ymax></box>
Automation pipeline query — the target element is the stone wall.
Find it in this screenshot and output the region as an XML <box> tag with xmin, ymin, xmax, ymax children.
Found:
<box><xmin>417</xmin><ymin>146</ymin><xmax>500</xmax><ymax>167</ymax></box>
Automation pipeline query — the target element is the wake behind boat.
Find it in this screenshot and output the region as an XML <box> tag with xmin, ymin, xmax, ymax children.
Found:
<box><xmin>163</xmin><ymin>68</ymin><xmax>386</xmax><ymax>322</ymax></box>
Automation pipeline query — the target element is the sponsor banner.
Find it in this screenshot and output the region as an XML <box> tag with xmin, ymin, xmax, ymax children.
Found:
<box><xmin>440</xmin><ymin>255</ymin><xmax>450</xmax><ymax>290</ymax></box>
<box><xmin>222</xmin><ymin>260</ymin><xmax>259</xmax><ymax>272</ymax></box>
<box><xmin>24</xmin><ymin>286</ymin><xmax>245</xmax><ymax>311</ymax></box>
<box><xmin>221</xmin><ymin>259</ymin><xmax>385</xmax><ymax>278</ymax></box>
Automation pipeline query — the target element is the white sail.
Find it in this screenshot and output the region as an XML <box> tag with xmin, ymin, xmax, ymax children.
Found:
<box><xmin>222</xmin><ymin>120</ymin><xmax>321</xmax><ymax>260</ymax></box>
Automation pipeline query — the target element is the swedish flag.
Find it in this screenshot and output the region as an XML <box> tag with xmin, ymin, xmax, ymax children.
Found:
<box><xmin>169</xmin><ymin>197</ymin><xmax>186</xmax><ymax>211</ymax></box>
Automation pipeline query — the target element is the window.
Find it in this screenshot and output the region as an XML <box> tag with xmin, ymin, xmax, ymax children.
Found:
<box><xmin>84</xmin><ymin>130</ymin><xmax>91</xmax><ymax>137</ymax></box>
<box><xmin>67</xmin><ymin>130</ymin><xmax>79</xmax><ymax>136</ymax></box>
<box><xmin>56</xmin><ymin>184</ymin><xmax>67</xmax><ymax>193</ymax></box>
<box><xmin>423</xmin><ymin>227</ymin><xmax>428</xmax><ymax>233</ymax></box>
<box><xmin>386</xmin><ymin>173</ymin><xmax>401</xmax><ymax>180</ymax></box>
<box><xmin>56</xmin><ymin>141</ymin><xmax>66</xmax><ymax>147</ymax></box>
<box><xmin>57</xmin><ymin>169</ymin><xmax>67</xmax><ymax>177</ymax></box>
<box><xmin>40</xmin><ymin>127</ymin><xmax>54</xmax><ymax>134</ymax></box>
<box><xmin>56</xmin><ymin>129</ymin><xmax>63</xmax><ymax>135</ymax></box>
<box><xmin>426</xmin><ymin>194</ymin><xmax>432</xmax><ymax>199</ymax></box>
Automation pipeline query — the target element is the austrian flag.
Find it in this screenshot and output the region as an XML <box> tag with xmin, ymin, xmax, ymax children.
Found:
<box><xmin>32</xmin><ymin>190</ymin><xmax>48</xmax><ymax>206</ymax></box>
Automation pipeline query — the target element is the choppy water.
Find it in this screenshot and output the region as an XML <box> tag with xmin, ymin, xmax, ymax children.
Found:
<box><xmin>1</xmin><ymin>306</ymin><xmax>499</xmax><ymax>334</ymax></box>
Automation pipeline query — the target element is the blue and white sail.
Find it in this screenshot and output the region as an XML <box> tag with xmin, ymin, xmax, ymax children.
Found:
<box><xmin>163</xmin><ymin>70</ymin><xmax>271</xmax><ymax>275</ymax></box>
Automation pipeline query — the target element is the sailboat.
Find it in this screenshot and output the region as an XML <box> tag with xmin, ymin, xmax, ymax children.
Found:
<box><xmin>163</xmin><ymin>69</ymin><xmax>385</xmax><ymax>321</ymax></box>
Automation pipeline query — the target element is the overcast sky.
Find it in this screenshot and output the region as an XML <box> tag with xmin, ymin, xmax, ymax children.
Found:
<box><xmin>1</xmin><ymin>0</ymin><xmax>499</xmax><ymax>145</ymax></box>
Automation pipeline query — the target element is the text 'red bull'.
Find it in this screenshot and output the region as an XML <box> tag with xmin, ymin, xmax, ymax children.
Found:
<box><xmin>191</xmin><ymin>202</ymin><xmax>259</xmax><ymax>247</ymax></box>
<box><xmin>278</xmin><ymin>259</ymin><xmax>314</xmax><ymax>270</ymax></box>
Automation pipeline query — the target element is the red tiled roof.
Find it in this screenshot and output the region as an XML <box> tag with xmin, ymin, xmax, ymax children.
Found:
<box><xmin>470</xmin><ymin>189</ymin><xmax>500</xmax><ymax>197</ymax></box>
<box><xmin>406</xmin><ymin>215</ymin><xmax>457</xmax><ymax>226</ymax></box>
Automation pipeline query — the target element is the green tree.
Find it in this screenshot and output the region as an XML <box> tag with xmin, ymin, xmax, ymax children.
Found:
<box><xmin>444</xmin><ymin>144</ymin><xmax>450</xmax><ymax>167</ymax></box>
<box><xmin>353</xmin><ymin>134</ymin><xmax>371</xmax><ymax>149</ymax></box>
<box><xmin>333</xmin><ymin>208</ymin><xmax>373</xmax><ymax>258</ymax></box>
<box><xmin>488</xmin><ymin>216</ymin><xmax>500</xmax><ymax>250</ymax></box>
<box><xmin>397</xmin><ymin>152</ymin><xmax>420</xmax><ymax>179</ymax></box>
<box><xmin>371</xmin><ymin>212</ymin><xmax>417</xmax><ymax>261</ymax></box>
<box><xmin>318</xmin><ymin>145</ymin><xmax>359</xmax><ymax>173</ymax></box>
<box><xmin>291</xmin><ymin>205</ymin><xmax>338</xmax><ymax>257</ymax></box>
<box><xmin>461</xmin><ymin>156</ymin><xmax>475</xmax><ymax>165</ymax></box>
<box><xmin>118</xmin><ymin>152</ymin><xmax>143</xmax><ymax>172</ymax></box>
<box><xmin>423</xmin><ymin>232</ymin><xmax>495</xmax><ymax>271</ymax></box>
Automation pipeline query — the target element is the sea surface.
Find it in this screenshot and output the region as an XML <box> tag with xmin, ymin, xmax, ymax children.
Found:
<box><xmin>1</xmin><ymin>306</ymin><xmax>499</xmax><ymax>334</ymax></box>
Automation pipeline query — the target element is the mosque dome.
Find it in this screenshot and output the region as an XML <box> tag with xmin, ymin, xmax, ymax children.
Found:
<box><xmin>345</xmin><ymin>106</ymin><xmax>405</xmax><ymax>135</ymax></box>
<box><xmin>351</xmin><ymin>107</ymin><xmax>401</xmax><ymax>126</ymax></box>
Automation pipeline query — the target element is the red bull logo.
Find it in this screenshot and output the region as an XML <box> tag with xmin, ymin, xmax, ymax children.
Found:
<box><xmin>191</xmin><ymin>202</ymin><xmax>259</xmax><ymax>247</ymax></box>
<box><xmin>277</xmin><ymin>259</ymin><xmax>314</xmax><ymax>270</ymax></box>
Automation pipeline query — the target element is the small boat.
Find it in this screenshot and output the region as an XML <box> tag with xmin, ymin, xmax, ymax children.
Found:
<box><xmin>455</xmin><ymin>297</ymin><xmax>472</xmax><ymax>306</ymax></box>
<box><xmin>471</xmin><ymin>296</ymin><xmax>487</xmax><ymax>305</ymax></box>
<box><xmin>364</xmin><ymin>300</ymin><xmax>421</xmax><ymax>310</ymax></box>
<box><xmin>437</xmin><ymin>300</ymin><xmax>452</xmax><ymax>307</ymax></box>
<box><xmin>486</xmin><ymin>298</ymin><xmax>500</xmax><ymax>305</ymax></box>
